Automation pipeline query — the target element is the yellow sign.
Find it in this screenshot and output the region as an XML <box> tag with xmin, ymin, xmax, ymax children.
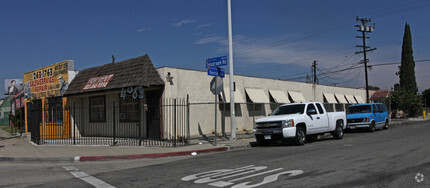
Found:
<box><xmin>24</xmin><ymin>60</ymin><xmax>74</xmax><ymax>99</ymax></box>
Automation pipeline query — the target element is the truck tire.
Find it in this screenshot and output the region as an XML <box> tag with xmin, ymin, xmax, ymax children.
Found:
<box><xmin>331</xmin><ymin>121</ymin><xmax>344</xmax><ymax>140</ymax></box>
<box><xmin>255</xmin><ymin>135</ymin><xmax>269</xmax><ymax>146</ymax></box>
<box><xmin>383</xmin><ymin>120</ymin><xmax>389</xmax><ymax>129</ymax></box>
<box><xmin>368</xmin><ymin>121</ymin><xmax>376</xmax><ymax>132</ymax></box>
<box><xmin>295</xmin><ymin>127</ymin><xmax>306</xmax><ymax>146</ymax></box>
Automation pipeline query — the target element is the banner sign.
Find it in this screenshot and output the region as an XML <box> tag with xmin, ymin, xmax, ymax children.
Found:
<box><xmin>4</xmin><ymin>79</ymin><xmax>23</xmax><ymax>95</ymax></box>
<box><xmin>82</xmin><ymin>74</ymin><xmax>114</xmax><ymax>90</ymax></box>
<box><xmin>24</xmin><ymin>60</ymin><xmax>74</xmax><ymax>99</ymax></box>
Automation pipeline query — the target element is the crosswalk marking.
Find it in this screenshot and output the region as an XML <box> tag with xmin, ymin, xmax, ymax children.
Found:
<box><xmin>63</xmin><ymin>166</ymin><xmax>115</xmax><ymax>188</ymax></box>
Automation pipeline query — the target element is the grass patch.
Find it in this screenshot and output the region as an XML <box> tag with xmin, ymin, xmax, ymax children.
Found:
<box><xmin>0</xmin><ymin>125</ymin><xmax>14</xmax><ymax>135</ymax></box>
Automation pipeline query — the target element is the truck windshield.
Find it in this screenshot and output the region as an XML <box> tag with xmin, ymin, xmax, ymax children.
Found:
<box><xmin>272</xmin><ymin>104</ymin><xmax>306</xmax><ymax>115</ymax></box>
<box><xmin>347</xmin><ymin>105</ymin><xmax>371</xmax><ymax>114</ymax></box>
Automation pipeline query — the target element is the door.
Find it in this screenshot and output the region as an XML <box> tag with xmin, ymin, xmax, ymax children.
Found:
<box><xmin>372</xmin><ymin>104</ymin><xmax>383</xmax><ymax>127</ymax></box>
<box><xmin>315</xmin><ymin>103</ymin><xmax>329</xmax><ymax>131</ymax></box>
<box><xmin>305</xmin><ymin>103</ymin><xmax>327</xmax><ymax>134</ymax></box>
<box><xmin>27</xmin><ymin>100</ymin><xmax>42</xmax><ymax>144</ymax></box>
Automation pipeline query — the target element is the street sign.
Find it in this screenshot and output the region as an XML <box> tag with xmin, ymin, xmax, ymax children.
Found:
<box><xmin>208</xmin><ymin>67</ymin><xmax>225</xmax><ymax>78</ymax></box>
<box><xmin>206</xmin><ymin>56</ymin><xmax>227</xmax><ymax>68</ymax></box>
<box><xmin>210</xmin><ymin>77</ymin><xmax>223</xmax><ymax>95</ymax></box>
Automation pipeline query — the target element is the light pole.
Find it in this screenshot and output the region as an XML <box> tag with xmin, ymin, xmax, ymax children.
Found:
<box><xmin>227</xmin><ymin>0</ymin><xmax>236</xmax><ymax>141</ymax></box>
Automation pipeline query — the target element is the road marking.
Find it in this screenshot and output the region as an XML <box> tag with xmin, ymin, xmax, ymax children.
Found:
<box><xmin>182</xmin><ymin>165</ymin><xmax>303</xmax><ymax>188</ymax></box>
<box><xmin>63</xmin><ymin>166</ymin><xmax>115</xmax><ymax>188</ymax></box>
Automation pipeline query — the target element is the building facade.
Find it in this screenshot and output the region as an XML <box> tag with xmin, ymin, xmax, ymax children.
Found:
<box><xmin>157</xmin><ymin>67</ymin><xmax>366</xmax><ymax>137</ymax></box>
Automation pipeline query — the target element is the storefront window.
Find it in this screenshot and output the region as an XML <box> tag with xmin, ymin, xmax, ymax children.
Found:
<box><xmin>89</xmin><ymin>96</ymin><xmax>106</xmax><ymax>123</ymax></box>
<box><xmin>119</xmin><ymin>94</ymin><xmax>140</xmax><ymax>122</ymax></box>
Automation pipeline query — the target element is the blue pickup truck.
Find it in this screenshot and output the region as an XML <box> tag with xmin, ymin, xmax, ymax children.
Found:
<box><xmin>346</xmin><ymin>103</ymin><xmax>389</xmax><ymax>132</ymax></box>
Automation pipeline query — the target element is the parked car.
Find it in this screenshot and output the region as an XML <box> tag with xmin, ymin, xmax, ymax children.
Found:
<box><xmin>346</xmin><ymin>103</ymin><xmax>389</xmax><ymax>132</ymax></box>
<box><xmin>253</xmin><ymin>102</ymin><xmax>346</xmax><ymax>146</ymax></box>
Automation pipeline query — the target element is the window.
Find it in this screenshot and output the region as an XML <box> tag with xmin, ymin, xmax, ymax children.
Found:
<box><xmin>46</xmin><ymin>97</ymin><xmax>63</xmax><ymax>123</ymax></box>
<box><xmin>307</xmin><ymin>104</ymin><xmax>318</xmax><ymax>115</ymax></box>
<box><xmin>89</xmin><ymin>96</ymin><xmax>106</xmax><ymax>123</ymax></box>
<box><xmin>246</xmin><ymin>94</ymin><xmax>263</xmax><ymax>111</ymax></box>
<box><xmin>272</xmin><ymin>104</ymin><xmax>305</xmax><ymax>115</ymax></box>
<box><xmin>377</xmin><ymin>104</ymin><xmax>387</xmax><ymax>112</ymax></box>
<box><xmin>315</xmin><ymin>103</ymin><xmax>325</xmax><ymax>114</ymax></box>
<box><xmin>119</xmin><ymin>94</ymin><xmax>140</xmax><ymax>122</ymax></box>
<box><xmin>347</xmin><ymin>105</ymin><xmax>371</xmax><ymax>114</ymax></box>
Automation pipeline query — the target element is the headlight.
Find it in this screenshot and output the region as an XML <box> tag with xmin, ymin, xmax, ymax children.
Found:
<box><xmin>283</xmin><ymin>119</ymin><xmax>294</xmax><ymax>128</ymax></box>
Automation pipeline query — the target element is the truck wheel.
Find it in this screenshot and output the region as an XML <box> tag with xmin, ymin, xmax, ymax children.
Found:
<box><xmin>368</xmin><ymin>121</ymin><xmax>376</xmax><ymax>132</ymax></box>
<box><xmin>383</xmin><ymin>120</ymin><xmax>389</xmax><ymax>129</ymax></box>
<box><xmin>332</xmin><ymin>121</ymin><xmax>344</xmax><ymax>140</ymax></box>
<box><xmin>255</xmin><ymin>135</ymin><xmax>269</xmax><ymax>146</ymax></box>
<box><xmin>295</xmin><ymin>127</ymin><xmax>306</xmax><ymax>146</ymax></box>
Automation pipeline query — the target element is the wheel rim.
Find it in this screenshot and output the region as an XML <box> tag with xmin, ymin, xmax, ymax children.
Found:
<box><xmin>298</xmin><ymin>130</ymin><xmax>305</xmax><ymax>143</ymax></box>
<box><xmin>337</xmin><ymin>126</ymin><xmax>343</xmax><ymax>137</ymax></box>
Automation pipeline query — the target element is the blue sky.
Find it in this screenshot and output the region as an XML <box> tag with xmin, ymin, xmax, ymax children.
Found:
<box><xmin>1</xmin><ymin>0</ymin><xmax>430</xmax><ymax>97</ymax></box>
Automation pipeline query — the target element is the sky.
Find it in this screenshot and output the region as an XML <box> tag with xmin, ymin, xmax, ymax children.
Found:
<box><xmin>1</xmin><ymin>0</ymin><xmax>430</xmax><ymax>98</ymax></box>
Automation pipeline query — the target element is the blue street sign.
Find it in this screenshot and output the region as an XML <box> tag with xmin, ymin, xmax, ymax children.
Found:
<box><xmin>208</xmin><ymin>67</ymin><xmax>225</xmax><ymax>78</ymax></box>
<box><xmin>206</xmin><ymin>56</ymin><xmax>228</xmax><ymax>68</ymax></box>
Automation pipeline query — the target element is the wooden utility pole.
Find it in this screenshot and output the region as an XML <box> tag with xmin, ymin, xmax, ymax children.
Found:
<box><xmin>355</xmin><ymin>17</ymin><xmax>376</xmax><ymax>103</ymax></box>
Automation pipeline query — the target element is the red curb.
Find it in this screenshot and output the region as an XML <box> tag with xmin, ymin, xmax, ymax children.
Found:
<box><xmin>79</xmin><ymin>146</ymin><xmax>228</xmax><ymax>161</ymax></box>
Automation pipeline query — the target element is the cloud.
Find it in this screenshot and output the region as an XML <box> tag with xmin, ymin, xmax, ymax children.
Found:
<box><xmin>194</xmin><ymin>35</ymin><xmax>225</xmax><ymax>45</ymax></box>
<box><xmin>137</xmin><ymin>28</ymin><xmax>151</xmax><ymax>32</ymax></box>
<box><xmin>195</xmin><ymin>34</ymin><xmax>344</xmax><ymax>66</ymax></box>
<box><xmin>172</xmin><ymin>19</ymin><xmax>196</xmax><ymax>27</ymax></box>
<box><xmin>197</xmin><ymin>23</ymin><xmax>213</xmax><ymax>28</ymax></box>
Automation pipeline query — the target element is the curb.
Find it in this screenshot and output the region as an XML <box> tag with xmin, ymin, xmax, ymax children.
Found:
<box><xmin>79</xmin><ymin>146</ymin><xmax>229</xmax><ymax>162</ymax></box>
<box><xmin>0</xmin><ymin>156</ymin><xmax>75</xmax><ymax>163</ymax></box>
<box><xmin>0</xmin><ymin>145</ymin><xmax>249</xmax><ymax>163</ymax></box>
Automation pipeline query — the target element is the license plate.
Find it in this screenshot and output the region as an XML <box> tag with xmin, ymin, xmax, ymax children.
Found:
<box><xmin>264</xmin><ymin>135</ymin><xmax>271</xmax><ymax>140</ymax></box>
<box><xmin>349</xmin><ymin>126</ymin><xmax>355</xmax><ymax>129</ymax></box>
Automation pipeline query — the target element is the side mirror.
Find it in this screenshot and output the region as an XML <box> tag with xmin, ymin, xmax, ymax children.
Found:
<box><xmin>307</xmin><ymin>109</ymin><xmax>317</xmax><ymax>115</ymax></box>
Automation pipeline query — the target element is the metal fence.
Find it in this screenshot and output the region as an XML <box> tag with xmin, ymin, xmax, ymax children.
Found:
<box><xmin>28</xmin><ymin>97</ymin><xmax>190</xmax><ymax>147</ymax></box>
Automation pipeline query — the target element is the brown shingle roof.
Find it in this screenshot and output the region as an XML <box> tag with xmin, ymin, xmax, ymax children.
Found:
<box><xmin>64</xmin><ymin>54</ymin><xmax>164</xmax><ymax>96</ymax></box>
<box><xmin>370</xmin><ymin>90</ymin><xmax>389</xmax><ymax>99</ymax></box>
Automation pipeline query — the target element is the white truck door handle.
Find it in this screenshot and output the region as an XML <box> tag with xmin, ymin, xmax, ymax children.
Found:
<box><xmin>317</xmin><ymin>117</ymin><xmax>320</xmax><ymax>119</ymax></box>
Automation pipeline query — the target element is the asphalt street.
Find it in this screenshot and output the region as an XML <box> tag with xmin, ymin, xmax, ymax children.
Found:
<box><xmin>1</xmin><ymin>120</ymin><xmax>429</xmax><ymax>188</ymax></box>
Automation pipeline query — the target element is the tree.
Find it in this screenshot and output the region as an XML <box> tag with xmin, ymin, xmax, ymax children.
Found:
<box><xmin>392</xmin><ymin>23</ymin><xmax>422</xmax><ymax>117</ymax></box>
<box><xmin>422</xmin><ymin>88</ymin><xmax>430</xmax><ymax>108</ymax></box>
<box><xmin>398</xmin><ymin>23</ymin><xmax>418</xmax><ymax>93</ymax></box>
<box><xmin>368</xmin><ymin>85</ymin><xmax>380</xmax><ymax>91</ymax></box>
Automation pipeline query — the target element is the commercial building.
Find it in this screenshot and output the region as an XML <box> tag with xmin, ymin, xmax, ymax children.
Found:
<box><xmin>25</xmin><ymin>54</ymin><xmax>367</xmax><ymax>145</ymax></box>
<box><xmin>157</xmin><ymin>67</ymin><xmax>366</xmax><ymax>137</ymax></box>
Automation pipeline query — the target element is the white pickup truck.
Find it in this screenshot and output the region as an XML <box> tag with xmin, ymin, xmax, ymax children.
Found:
<box><xmin>253</xmin><ymin>102</ymin><xmax>346</xmax><ymax>146</ymax></box>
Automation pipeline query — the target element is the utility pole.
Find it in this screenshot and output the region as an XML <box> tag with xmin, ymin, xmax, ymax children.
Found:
<box><xmin>311</xmin><ymin>60</ymin><xmax>318</xmax><ymax>101</ymax></box>
<box><xmin>227</xmin><ymin>0</ymin><xmax>236</xmax><ymax>141</ymax></box>
<box><xmin>355</xmin><ymin>17</ymin><xmax>376</xmax><ymax>103</ymax></box>
<box><xmin>311</xmin><ymin>61</ymin><xmax>318</xmax><ymax>84</ymax></box>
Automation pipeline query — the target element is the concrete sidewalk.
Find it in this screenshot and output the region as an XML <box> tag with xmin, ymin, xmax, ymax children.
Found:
<box><xmin>0</xmin><ymin>129</ymin><xmax>254</xmax><ymax>163</ymax></box>
<box><xmin>0</xmin><ymin>117</ymin><xmax>426</xmax><ymax>163</ymax></box>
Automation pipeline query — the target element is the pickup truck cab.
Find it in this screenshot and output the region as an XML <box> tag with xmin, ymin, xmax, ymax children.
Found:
<box><xmin>346</xmin><ymin>103</ymin><xmax>389</xmax><ymax>132</ymax></box>
<box><xmin>253</xmin><ymin>102</ymin><xmax>346</xmax><ymax>146</ymax></box>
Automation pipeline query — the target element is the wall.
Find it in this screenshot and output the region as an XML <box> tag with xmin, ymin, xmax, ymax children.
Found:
<box><xmin>157</xmin><ymin>67</ymin><xmax>366</xmax><ymax>137</ymax></box>
<box><xmin>68</xmin><ymin>91</ymin><xmax>147</xmax><ymax>138</ymax></box>
<box><xmin>0</xmin><ymin>98</ymin><xmax>11</xmax><ymax>126</ymax></box>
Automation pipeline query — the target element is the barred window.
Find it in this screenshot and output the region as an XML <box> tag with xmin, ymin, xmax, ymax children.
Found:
<box><xmin>45</xmin><ymin>97</ymin><xmax>63</xmax><ymax>123</ymax></box>
<box><xmin>119</xmin><ymin>94</ymin><xmax>140</xmax><ymax>122</ymax></box>
<box><xmin>89</xmin><ymin>96</ymin><xmax>106</xmax><ymax>123</ymax></box>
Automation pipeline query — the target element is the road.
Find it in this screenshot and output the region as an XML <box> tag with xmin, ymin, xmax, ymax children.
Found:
<box><xmin>1</xmin><ymin>120</ymin><xmax>429</xmax><ymax>187</ymax></box>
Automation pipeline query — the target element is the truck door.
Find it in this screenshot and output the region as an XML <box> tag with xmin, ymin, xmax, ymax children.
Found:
<box><xmin>305</xmin><ymin>103</ymin><xmax>327</xmax><ymax>134</ymax></box>
<box><xmin>315</xmin><ymin>103</ymin><xmax>329</xmax><ymax>131</ymax></box>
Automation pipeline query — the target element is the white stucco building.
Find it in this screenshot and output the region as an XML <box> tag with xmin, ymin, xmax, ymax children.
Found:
<box><xmin>157</xmin><ymin>67</ymin><xmax>366</xmax><ymax>137</ymax></box>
